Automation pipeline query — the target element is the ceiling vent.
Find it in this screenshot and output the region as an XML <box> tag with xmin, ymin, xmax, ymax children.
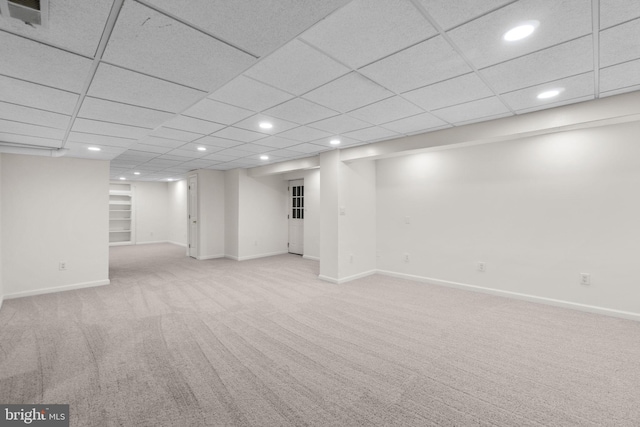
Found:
<box><xmin>0</xmin><ymin>0</ymin><xmax>48</xmax><ymax>27</ymax></box>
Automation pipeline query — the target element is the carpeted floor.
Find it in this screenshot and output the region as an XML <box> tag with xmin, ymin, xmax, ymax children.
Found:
<box><xmin>1</xmin><ymin>243</ymin><xmax>640</xmax><ymax>426</ymax></box>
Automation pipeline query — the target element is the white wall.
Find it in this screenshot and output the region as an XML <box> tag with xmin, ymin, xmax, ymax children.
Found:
<box><xmin>319</xmin><ymin>151</ymin><xmax>340</xmax><ymax>280</ymax></box>
<box><xmin>168</xmin><ymin>179</ymin><xmax>188</xmax><ymax>247</ymax></box>
<box><xmin>0</xmin><ymin>154</ymin><xmax>3</xmax><ymax>309</ymax></box>
<box><xmin>195</xmin><ymin>170</ymin><xmax>225</xmax><ymax>259</ymax></box>
<box><xmin>1</xmin><ymin>154</ymin><xmax>110</xmax><ymax>298</ymax></box>
<box><xmin>376</xmin><ymin>121</ymin><xmax>640</xmax><ymax>318</ymax></box>
<box><xmin>134</xmin><ymin>182</ymin><xmax>169</xmax><ymax>244</ymax></box>
<box><xmin>283</xmin><ymin>168</ymin><xmax>321</xmax><ymax>260</ymax></box>
<box><xmin>224</xmin><ymin>169</ymin><xmax>240</xmax><ymax>259</ymax></box>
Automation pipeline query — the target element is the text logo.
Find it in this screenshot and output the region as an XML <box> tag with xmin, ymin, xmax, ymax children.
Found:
<box><xmin>0</xmin><ymin>405</ymin><xmax>68</xmax><ymax>427</ymax></box>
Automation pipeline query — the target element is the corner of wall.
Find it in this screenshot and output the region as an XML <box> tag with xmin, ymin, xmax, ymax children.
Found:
<box><xmin>0</xmin><ymin>152</ymin><xmax>4</xmax><ymax>310</ymax></box>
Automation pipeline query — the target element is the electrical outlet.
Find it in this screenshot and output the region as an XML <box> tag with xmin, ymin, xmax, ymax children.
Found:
<box><xmin>477</xmin><ymin>262</ymin><xmax>486</xmax><ymax>272</ymax></box>
<box><xmin>59</xmin><ymin>262</ymin><xmax>67</xmax><ymax>271</ymax></box>
<box><xmin>403</xmin><ymin>253</ymin><xmax>410</xmax><ymax>263</ymax></box>
<box><xmin>580</xmin><ymin>273</ymin><xmax>591</xmax><ymax>285</ymax></box>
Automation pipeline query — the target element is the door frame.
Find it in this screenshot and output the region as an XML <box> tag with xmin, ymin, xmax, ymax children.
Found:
<box><xmin>288</xmin><ymin>179</ymin><xmax>304</xmax><ymax>255</ymax></box>
<box><xmin>187</xmin><ymin>174</ymin><xmax>198</xmax><ymax>259</ymax></box>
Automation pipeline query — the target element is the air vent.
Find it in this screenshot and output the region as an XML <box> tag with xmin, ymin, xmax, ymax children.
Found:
<box><xmin>0</xmin><ymin>0</ymin><xmax>48</xmax><ymax>27</ymax></box>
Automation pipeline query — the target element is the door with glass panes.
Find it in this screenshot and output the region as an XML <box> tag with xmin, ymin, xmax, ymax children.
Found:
<box><xmin>288</xmin><ymin>180</ymin><xmax>304</xmax><ymax>255</ymax></box>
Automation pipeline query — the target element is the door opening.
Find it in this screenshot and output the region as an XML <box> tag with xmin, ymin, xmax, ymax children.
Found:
<box><xmin>188</xmin><ymin>175</ymin><xmax>198</xmax><ymax>259</ymax></box>
<box><xmin>288</xmin><ymin>179</ymin><xmax>304</xmax><ymax>255</ymax></box>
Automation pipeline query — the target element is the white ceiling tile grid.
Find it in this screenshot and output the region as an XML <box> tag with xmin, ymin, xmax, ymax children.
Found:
<box><xmin>163</xmin><ymin>116</ymin><xmax>226</xmax><ymax>135</ymax></box>
<box><xmin>402</xmin><ymin>73</ymin><xmax>495</xmax><ymax>112</ymax></box>
<box><xmin>233</xmin><ymin>114</ymin><xmax>299</xmax><ymax>135</ymax></box>
<box><xmin>348</xmin><ymin>96</ymin><xmax>425</xmax><ymax>125</ymax></box>
<box><xmin>599</xmin><ymin>0</ymin><xmax>640</xmax><ymax>29</ymax></box>
<box><xmin>67</xmin><ymin>132</ymin><xmax>138</xmax><ymax>148</ymax></box>
<box><xmin>212</xmin><ymin>127</ymin><xmax>268</xmax><ymax>143</ymax></box>
<box><xmin>0</xmin><ymin>101</ymin><xmax>71</xmax><ymax>130</ymax></box>
<box><xmin>302</xmin><ymin>72</ymin><xmax>394</xmax><ymax>113</ymax></box>
<box><xmin>417</xmin><ymin>0</ymin><xmax>515</xmax><ymax>31</ymax></box>
<box><xmin>501</xmin><ymin>72</ymin><xmax>595</xmax><ymax>112</ymax></box>
<box><xmin>72</xmin><ymin>118</ymin><xmax>151</xmax><ymax>140</ymax></box>
<box><xmin>208</xmin><ymin>76</ymin><xmax>294</xmax><ymax>112</ymax></box>
<box><xmin>252</xmin><ymin>136</ymin><xmax>300</xmax><ymax>149</ymax></box>
<box><xmin>599</xmin><ymin>18</ymin><xmax>640</xmax><ymax>68</ymax></box>
<box><xmin>147</xmin><ymin>127</ymin><xmax>202</xmax><ymax>142</ymax></box>
<box><xmin>342</xmin><ymin>126</ymin><xmax>400</xmax><ymax>142</ymax></box>
<box><xmin>599</xmin><ymin>59</ymin><xmax>640</xmax><ymax>93</ymax></box>
<box><xmin>431</xmin><ymin>96</ymin><xmax>512</xmax><ymax>124</ymax></box>
<box><xmin>0</xmin><ymin>118</ymin><xmax>66</xmax><ymax>140</ymax></box>
<box><xmin>0</xmin><ymin>132</ymin><xmax>62</xmax><ymax>148</ymax></box>
<box><xmin>0</xmin><ymin>75</ymin><xmax>79</xmax><ymax>115</ymax></box>
<box><xmin>276</xmin><ymin>126</ymin><xmax>333</xmax><ymax>143</ymax></box>
<box><xmin>307</xmin><ymin>114</ymin><xmax>372</xmax><ymax>134</ymax></box>
<box><xmin>78</xmin><ymin>97</ymin><xmax>174</xmax><ymax>129</ymax></box>
<box><xmin>183</xmin><ymin>99</ymin><xmax>254</xmax><ymax>125</ymax></box>
<box><xmin>381</xmin><ymin>112</ymin><xmax>449</xmax><ymax>134</ymax></box>
<box><xmin>263</xmin><ymin>98</ymin><xmax>339</xmax><ymax>125</ymax></box>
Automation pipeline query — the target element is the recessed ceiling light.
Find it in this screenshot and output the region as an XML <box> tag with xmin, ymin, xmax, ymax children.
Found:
<box><xmin>503</xmin><ymin>21</ymin><xmax>539</xmax><ymax>42</ymax></box>
<box><xmin>88</xmin><ymin>147</ymin><xmax>101</xmax><ymax>151</ymax></box>
<box><xmin>330</xmin><ymin>139</ymin><xmax>341</xmax><ymax>145</ymax></box>
<box><xmin>259</xmin><ymin>122</ymin><xmax>273</xmax><ymax>129</ymax></box>
<box><xmin>134</xmin><ymin>172</ymin><xmax>141</xmax><ymax>175</ymax></box>
<box><xmin>537</xmin><ymin>89</ymin><xmax>562</xmax><ymax>99</ymax></box>
<box><xmin>119</xmin><ymin>177</ymin><xmax>126</xmax><ymax>180</ymax></box>
<box><xmin>197</xmin><ymin>147</ymin><xmax>207</xmax><ymax>151</ymax></box>
<box><xmin>260</xmin><ymin>155</ymin><xmax>269</xmax><ymax>160</ymax></box>
<box><xmin>167</xmin><ymin>178</ymin><xmax>174</xmax><ymax>182</ymax></box>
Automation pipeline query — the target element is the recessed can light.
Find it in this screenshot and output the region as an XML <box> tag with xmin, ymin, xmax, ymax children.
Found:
<box><xmin>197</xmin><ymin>147</ymin><xmax>207</xmax><ymax>151</ymax></box>
<box><xmin>537</xmin><ymin>89</ymin><xmax>562</xmax><ymax>99</ymax></box>
<box><xmin>119</xmin><ymin>177</ymin><xmax>126</xmax><ymax>180</ymax></box>
<box><xmin>259</xmin><ymin>122</ymin><xmax>273</xmax><ymax>129</ymax></box>
<box><xmin>260</xmin><ymin>155</ymin><xmax>269</xmax><ymax>160</ymax></box>
<box><xmin>88</xmin><ymin>147</ymin><xmax>101</xmax><ymax>151</ymax></box>
<box><xmin>330</xmin><ymin>139</ymin><xmax>341</xmax><ymax>145</ymax></box>
<box><xmin>134</xmin><ymin>172</ymin><xmax>141</xmax><ymax>175</ymax></box>
<box><xmin>167</xmin><ymin>178</ymin><xmax>174</xmax><ymax>182</ymax></box>
<box><xmin>503</xmin><ymin>21</ymin><xmax>539</xmax><ymax>41</ymax></box>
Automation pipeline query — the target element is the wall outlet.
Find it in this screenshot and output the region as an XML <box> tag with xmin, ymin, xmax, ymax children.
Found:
<box><xmin>477</xmin><ymin>262</ymin><xmax>486</xmax><ymax>272</ymax></box>
<box><xmin>580</xmin><ymin>273</ymin><xmax>591</xmax><ymax>285</ymax></box>
<box><xmin>59</xmin><ymin>261</ymin><xmax>67</xmax><ymax>271</ymax></box>
<box><xmin>403</xmin><ymin>253</ymin><xmax>410</xmax><ymax>263</ymax></box>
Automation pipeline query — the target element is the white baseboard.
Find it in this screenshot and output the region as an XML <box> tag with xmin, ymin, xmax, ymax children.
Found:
<box><xmin>4</xmin><ymin>279</ymin><xmax>111</xmax><ymax>300</ymax></box>
<box><xmin>225</xmin><ymin>254</ymin><xmax>239</xmax><ymax>261</ymax></box>
<box><xmin>168</xmin><ymin>241</ymin><xmax>188</xmax><ymax>248</ymax></box>
<box><xmin>237</xmin><ymin>251</ymin><xmax>289</xmax><ymax>261</ymax></box>
<box><xmin>377</xmin><ymin>270</ymin><xmax>640</xmax><ymax>322</ymax></box>
<box><xmin>319</xmin><ymin>270</ymin><xmax>377</xmax><ymax>284</ymax></box>
<box><xmin>136</xmin><ymin>240</ymin><xmax>169</xmax><ymax>245</ymax></box>
<box><xmin>303</xmin><ymin>255</ymin><xmax>320</xmax><ymax>261</ymax></box>
<box><xmin>197</xmin><ymin>254</ymin><xmax>225</xmax><ymax>260</ymax></box>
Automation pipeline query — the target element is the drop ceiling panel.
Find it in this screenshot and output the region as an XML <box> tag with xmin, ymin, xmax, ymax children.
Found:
<box><xmin>203</xmin><ymin>152</ymin><xmax>240</xmax><ymax>162</ymax></box>
<box><xmin>144</xmin><ymin>0</ymin><xmax>349</xmax><ymax>56</ymax></box>
<box><xmin>183</xmin><ymin>99</ymin><xmax>254</xmax><ymax>125</ymax></box>
<box><xmin>448</xmin><ymin>0</ymin><xmax>592</xmax><ymax>69</ymax></box>
<box><xmin>501</xmin><ymin>72</ymin><xmax>594</xmax><ymax>111</ymax></box>
<box><xmin>360</xmin><ymin>36</ymin><xmax>472</xmax><ymax>93</ymax></box>
<box><xmin>266</xmin><ymin>149</ymin><xmax>308</xmax><ymax>159</ymax></box>
<box><xmin>0</xmin><ymin>132</ymin><xmax>62</xmax><ymax>148</ymax></box>
<box><xmin>148</xmin><ymin>127</ymin><xmax>202</xmax><ymax>142</ymax></box>
<box><xmin>402</xmin><ymin>73</ymin><xmax>495</xmax><ymax>111</ymax></box>
<box><xmin>64</xmin><ymin>141</ymin><xmax>127</xmax><ymax>157</ymax></box>
<box><xmin>381</xmin><ymin>112</ymin><xmax>448</xmax><ymax>134</ymax></box>
<box><xmin>135</xmin><ymin>136</ymin><xmax>186</xmax><ymax>149</ymax></box>
<box><xmin>0</xmin><ymin>119</ymin><xmax>65</xmax><ymax>140</ymax></box>
<box><xmin>312</xmin><ymin>136</ymin><xmax>361</xmax><ymax>148</ymax></box>
<box><xmin>343</xmin><ymin>126</ymin><xmax>400</xmax><ymax>142</ymax></box>
<box><xmin>163</xmin><ymin>115</ymin><xmax>225</xmax><ymax>135</ymax></box>
<box><xmin>300</xmin><ymin>0</ymin><xmax>436</xmax><ymax>69</ymax></box>
<box><xmin>126</xmin><ymin>144</ymin><xmax>173</xmax><ymax>155</ymax></box>
<box><xmin>264</xmin><ymin>98</ymin><xmax>338</xmax><ymax>125</ymax></box>
<box><xmin>181</xmin><ymin>142</ymin><xmax>225</xmax><ymax>153</ymax></box>
<box><xmin>599</xmin><ymin>0</ymin><xmax>640</xmax><ymax>29</ymax></box>
<box><xmin>0</xmin><ymin>101</ymin><xmax>70</xmax><ymax>129</ymax></box>
<box><xmin>209</xmin><ymin>76</ymin><xmax>294</xmax><ymax>112</ymax></box>
<box><xmin>286</xmin><ymin>143</ymin><xmax>330</xmax><ymax>154</ymax></box>
<box><xmin>78</xmin><ymin>97</ymin><xmax>174</xmax><ymax>129</ymax></box>
<box><xmin>0</xmin><ymin>75</ymin><xmax>79</xmax><ymax>115</ymax></box>
<box><xmin>417</xmin><ymin>0</ymin><xmax>515</xmax><ymax>31</ymax></box>
<box><xmin>303</xmin><ymin>72</ymin><xmax>394</xmax><ymax>113</ymax></box>
<box><xmin>72</xmin><ymin>118</ymin><xmax>150</xmax><ymax>139</ymax></box>
<box><xmin>0</xmin><ymin>0</ymin><xmax>114</xmax><ymax>56</ymax></box>
<box><xmin>233</xmin><ymin>115</ymin><xmax>298</xmax><ymax>135</ymax></box>
<box><xmin>276</xmin><ymin>126</ymin><xmax>333</xmax><ymax>143</ymax></box>
<box><xmin>308</xmin><ymin>114</ymin><xmax>372</xmax><ymax>134</ymax></box>
<box><xmin>231</xmin><ymin>143</ymin><xmax>275</xmax><ymax>154</ymax></box>
<box><xmin>67</xmin><ymin>132</ymin><xmax>136</xmax><ymax>148</ymax></box>
<box><xmin>211</xmin><ymin>147</ymin><xmax>255</xmax><ymax>158</ymax></box>
<box><xmin>253</xmin><ymin>136</ymin><xmax>299</xmax><ymax>149</ymax></box>
<box><xmin>88</xmin><ymin>64</ymin><xmax>206</xmax><ymax>112</ymax></box>
<box><xmin>601</xmin><ymin>84</ymin><xmax>640</xmax><ymax>98</ymax></box>
<box><xmin>212</xmin><ymin>127</ymin><xmax>267</xmax><ymax>143</ymax></box>
<box><xmin>195</xmin><ymin>136</ymin><xmax>245</xmax><ymax>149</ymax></box>
<box><xmin>480</xmin><ymin>36</ymin><xmax>593</xmax><ymax>93</ymax></box>
<box><xmin>600</xmin><ymin>59</ymin><xmax>640</xmax><ymax>93</ymax></box>
<box><xmin>515</xmin><ymin>95</ymin><xmax>594</xmax><ymax>114</ymax></box>
<box><xmin>165</xmin><ymin>148</ymin><xmax>208</xmax><ymax>159</ymax></box>
<box><xmin>103</xmin><ymin>0</ymin><xmax>256</xmax><ymax>91</ymax></box>
<box><xmin>0</xmin><ymin>31</ymin><xmax>92</xmax><ymax>92</ymax></box>
<box><xmin>600</xmin><ymin>18</ymin><xmax>640</xmax><ymax>68</ymax></box>
<box><xmin>244</xmin><ymin>39</ymin><xmax>349</xmax><ymax>95</ymax></box>
<box><xmin>432</xmin><ymin>97</ymin><xmax>511</xmax><ymax>124</ymax></box>
<box><xmin>348</xmin><ymin>96</ymin><xmax>424</xmax><ymax>125</ymax></box>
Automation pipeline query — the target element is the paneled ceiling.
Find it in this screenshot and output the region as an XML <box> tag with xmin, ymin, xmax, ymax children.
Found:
<box><xmin>1</xmin><ymin>0</ymin><xmax>639</xmax><ymax>181</ymax></box>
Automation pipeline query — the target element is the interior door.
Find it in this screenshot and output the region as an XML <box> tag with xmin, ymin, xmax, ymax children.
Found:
<box><xmin>188</xmin><ymin>175</ymin><xmax>198</xmax><ymax>258</ymax></box>
<box><xmin>288</xmin><ymin>180</ymin><xmax>304</xmax><ymax>255</ymax></box>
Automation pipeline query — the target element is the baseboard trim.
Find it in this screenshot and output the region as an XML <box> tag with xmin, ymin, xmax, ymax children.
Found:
<box><xmin>4</xmin><ymin>279</ymin><xmax>111</xmax><ymax>300</ymax></box>
<box><xmin>303</xmin><ymin>255</ymin><xmax>320</xmax><ymax>261</ymax></box>
<box><xmin>168</xmin><ymin>241</ymin><xmax>187</xmax><ymax>248</ymax></box>
<box><xmin>136</xmin><ymin>240</ymin><xmax>169</xmax><ymax>245</ymax></box>
<box><xmin>319</xmin><ymin>270</ymin><xmax>377</xmax><ymax>284</ymax></box>
<box><xmin>377</xmin><ymin>270</ymin><xmax>640</xmax><ymax>322</ymax></box>
<box><xmin>197</xmin><ymin>254</ymin><xmax>225</xmax><ymax>260</ymax></box>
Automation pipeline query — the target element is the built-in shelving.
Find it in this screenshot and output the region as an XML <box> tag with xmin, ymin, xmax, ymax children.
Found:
<box><xmin>109</xmin><ymin>182</ymin><xmax>134</xmax><ymax>246</ymax></box>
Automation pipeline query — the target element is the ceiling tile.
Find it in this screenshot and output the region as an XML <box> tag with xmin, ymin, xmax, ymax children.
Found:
<box><xmin>308</xmin><ymin>114</ymin><xmax>372</xmax><ymax>134</ymax></box>
<box><xmin>342</xmin><ymin>126</ymin><xmax>400</xmax><ymax>142</ymax></box>
<box><xmin>244</xmin><ymin>39</ymin><xmax>349</xmax><ymax>95</ymax></box>
<box><xmin>253</xmin><ymin>136</ymin><xmax>299</xmax><ymax>149</ymax></box>
<box><xmin>195</xmin><ymin>136</ymin><xmax>245</xmax><ymax>149</ymax></box>
<box><xmin>600</xmin><ymin>0</ymin><xmax>640</xmax><ymax>29</ymax></box>
<box><xmin>284</xmin><ymin>143</ymin><xmax>330</xmax><ymax>154</ymax></box>
<box><xmin>231</xmin><ymin>143</ymin><xmax>275</xmax><ymax>154</ymax></box>
<box><xmin>78</xmin><ymin>97</ymin><xmax>174</xmax><ymax>129</ymax></box>
<box><xmin>454</xmin><ymin>112</ymin><xmax>513</xmax><ymax>126</ymax></box>
<box><xmin>480</xmin><ymin>36</ymin><xmax>593</xmax><ymax>93</ymax></box>
<box><xmin>0</xmin><ymin>75</ymin><xmax>79</xmax><ymax>115</ymax></box>
<box><xmin>266</xmin><ymin>148</ymin><xmax>308</xmax><ymax>159</ymax></box>
<box><xmin>263</xmin><ymin>98</ymin><xmax>338</xmax><ymax>124</ymax></box>
<box><xmin>64</xmin><ymin>142</ymin><xmax>128</xmax><ymax>159</ymax></box>
<box><xmin>148</xmin><ymin>127</ymin><xmax>202</xmax><ymax>142</ymax></box>
<box><xmin>302</xmin><ymin>72</ymin><xmax>394</xmax><ymax>113</ymax></box>
<box><xmin>0</xmin><ymin>31</ymin><xmax>92</xmax><ymax>92</ymax></box>
<box><xmin>127</xmin><ymin>144</ymin><xmax>173</xmax><ymax>154</ymax></box>
<box><xmin>67</xmin><ymin>132</ymin><xmax>137</xmax><ymax>148</ymax></box>
<box><xmin>514</xmin><ymin>95</ymin><xmax>594</xmax><ymax>114</ymax></box>
<box><xmin>209</xmin><ymin>75</ymin><xmax>294</xmax><ymax>112</ymax></box>
<box><xmin>0</xmin><ymin>102</ymin><xmax>70</xmax><ymax>129</ymax></box>
<box><xmin>210</xmin><ymin>147</ymin><xmax>255</xmax><ymax>158</ymax></box>
<box><xmin>600</xmin><ymin>58</ymin><xmax>640</xmax><ymax>93</ymax></box>
<box><xmin>72</xmin><ymin>118</ymin><xmax>150</xmax><ymax>139</ymax></box>
<box><xmin>88</xmin><ymin>64</ymin><xmax>206</xmax><ymax>112</ymax></box>
<box><xmin>348</xmin><ymin>96</ymin><xmax>424</xmax><ymax>125</ymax></box>
<box><xmin>600</xmin><ymin>84</ymin><xmax>640</xmax><ymax>98</ymax></box>
<box><xmin>0</xmin><ymin>0</ymin><xmax>113</xmax><ymax>56</ymax></box>
<box><xmin>381</xmin><ymin>112</ymin><xmax>448</xmax><ymax>134</ymax></box>
<box><xmin>501</xmin><ymin>72</ymin><xmax>594</xmax><ymax>111</ymax></box>
<box><xmin>276</xmin><ymin>126</ymin><xmax>333</xmax><ymax>142</ymax></box>
<box><xmin>103</xmin><ymin>0</ymin><xmax>256</xmax><ymax>91</ymax></box>
<box><xmin>417</xmin><ymin>0</ymin><xmax>514</xmax><ymax>31</ymax></box>
<box><xmin>600</xmin><ymin>18</ymin><xmax>640</xmax><ymax>68</ymax></box>
<box><xmin>360</xmin><ymin>36</ymin><xmax>472</xmax><ymax>93</ymax></box>
<box><xmin>300</xmin><ymin>0</ymin><xmax>436</xmax><ymax>69</ymax></box>
<box><xmin>163</xmin><ymin>115</ymin><xmax>225</xmax><ymax>135</ymax></box>
<box><xmin>141</xmin><ymin>158</ymin><xmax>184</xmax><ymax>167</ymax></box>
<box><xmin>183</xmin><ymin>99</ymin><xmax>254</xmax><ymax>125</ymax></box>
<box><xmin>0</xmin><ymin>119</ymin><xmax>65</xmax><ymax>140</ymax></box>
<box><xmin>233</xmin><ymin>114</ymin><xmax>299</xmax><ymax>135</ymax></box>
<box><xmin>0</xmin><ymin>132</ymin><xmax>62</xmax><ymax>148</ymax></box>
<box><xmin>165</xmin><ymin>148</ymin><xmax>208</xmax><ymax>159</ymax></box>
<box><xmin>402</xmin><ymin>73</ymin><xmax>494</xmax><ymax>111</ymax></box>
<box><xmin>432</xmin><ymin>96</ymin><xmax>511</xmax><ymax>124</ymax></box>
<box><xmin>311</xmin><ymin>136</ymin><xmax>362</xmax><ymax>148</ymax></box>
<box><xmin>181</xmin><ymin>143</ymin><xmax>225</xmax><ymax>153</ymax></box>
<box><xmin>135</xmin><ymin>136</ymin><xmax>186</xmax><ymax>149</ymax></box>
<box><xmin>212</xmin><ymin>127</ymin><xmax>268</xmax><ymax>143</ymax></box>
<box><xmin>448</xmin><ymin>0</ymin><xmax>592</xmax><ymax>69</ymax></box>
<box><xmin>144</xmin><ymin>0</ymin><xmax>349</xmax><ymax>56</ymax></box>
<box><xmin>203</xmin><ymin>152</ymin><xmax>240</xmax><ymax>162</ymax></box>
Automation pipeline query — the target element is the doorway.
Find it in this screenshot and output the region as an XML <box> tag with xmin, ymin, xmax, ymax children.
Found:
<box><xmin>288</xmin><ymin>179</ymin><xmax>304</xmax><ymax>255</ymax></box>
<box><xmin>188</xmin><ymin>175</ymin><xmax>198</xmax><ymax>259</ymax></box>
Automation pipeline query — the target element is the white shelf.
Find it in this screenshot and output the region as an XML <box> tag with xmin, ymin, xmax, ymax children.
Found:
<box><xmin>109</xmin><ymin>190</ymin><xmax>132</xmax><ymax>196</ymax></box>
<box><xmin>109</xmin><ymin>201</ymin><xmax>131</xmax><ymax>205</ymax></box>
<box><xmin>109</xmin><ymin>183</ymin><xmax>135</xmax><ymax>246</ymax></box>
<box><xmin>110</xmin><ymin>230</ymin><xmax>131</xmax><ymax>233</ymax></box>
